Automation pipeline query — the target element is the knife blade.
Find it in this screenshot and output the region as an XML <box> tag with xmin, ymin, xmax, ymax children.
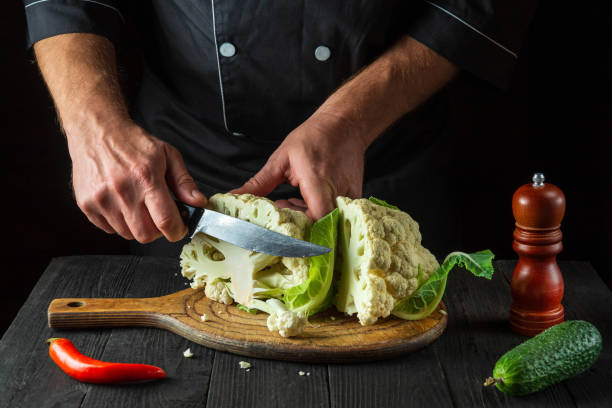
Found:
<box><xmin>176</xmin><ymin>201</ymin><xmax>331</xmax><ymax>258</ymax></box>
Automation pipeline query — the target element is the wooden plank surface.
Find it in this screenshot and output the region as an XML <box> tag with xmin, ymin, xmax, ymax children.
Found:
<box><xmin>326</xmin><ymin>260</ymin><xmax>572</xmax><ymax>408</ymax></box>
<box><xmin>1</xmin><ymin>258</ymin><xmax>611</xmax><ymax>408</ymax></box>
<box><xmin>436</xmin><ymin>260</ymin><xmax>576</xmax><ymax>408</ymax></box>
<box><xmin>79</xmin><ymin>257</ymin><xmax>215</xmax><ymax>408</ymax></box>
<box><xmin>206</xmin><ymin>352</ymin><xmax>330</xmax><ymax>408</ymax></box>
<box><xmin>0</xmin><ymin>256</ymin><xmax>138</xmax><ymax>408</ymax></box>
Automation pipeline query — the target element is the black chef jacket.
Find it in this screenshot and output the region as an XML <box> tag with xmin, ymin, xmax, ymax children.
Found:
<box><xmin>23</xmin><ymin>0</ymin><xmax>537</xmax><ymax>255</ymax></box>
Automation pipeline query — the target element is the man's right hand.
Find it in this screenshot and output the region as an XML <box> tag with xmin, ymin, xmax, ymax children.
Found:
<box><xmin>34</xmin><ymin>33</ymin><xmax>207</xmax><ymax>243</ymax></box>
<box><xmin>68</xmin><ymin>119</ymin><xmax>207</xmax><ymax>243</ymax></box>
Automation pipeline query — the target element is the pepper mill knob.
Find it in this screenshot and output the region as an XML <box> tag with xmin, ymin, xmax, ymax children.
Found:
<box><xmin>510</xmin><ymin>173</ymin><xmax>566</xmax><ymax>336</ymax></box>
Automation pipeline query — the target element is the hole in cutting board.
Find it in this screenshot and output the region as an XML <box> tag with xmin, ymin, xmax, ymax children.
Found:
<box><xmin>67</xmin><ymin>301</ymin><xmax>84</xmax><ymax>308</ymax></box>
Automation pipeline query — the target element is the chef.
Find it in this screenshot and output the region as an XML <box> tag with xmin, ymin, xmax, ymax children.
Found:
<box><xmin>23</xmin><ymin>0</ymin><xmax>536</xmax><ymax>256</ymax></box>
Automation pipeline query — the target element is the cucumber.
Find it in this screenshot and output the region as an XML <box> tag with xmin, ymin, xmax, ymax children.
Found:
<box><xmin>484</xmin><ymin>320</ymin><xmax>602</xmax><ymax>396</ymax></box>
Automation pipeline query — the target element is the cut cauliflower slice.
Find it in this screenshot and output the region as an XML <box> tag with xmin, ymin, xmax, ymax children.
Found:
<box><xmin>334</xmin><ymin>196</ymin><xmax>440</xmax><ymax>325</ymax></box>
<box><xmin>180</xmin><ymin>193</ymin><xmax>340</xmax><ymax>338</ymax></box>
<box><xmin>180</xmin><ymin>193</ymin><xmax>312</xmax><ymax>308</ymax></box>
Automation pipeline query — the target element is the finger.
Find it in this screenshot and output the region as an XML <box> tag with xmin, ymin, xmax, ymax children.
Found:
<box><xmin>82</xmin><ymin>192</ymin><xmax>134</xmax><ymax>239</ymax></box>
<box><xmin>165</xmin><ymin>145</ymin><xmax>208</xmax><ymax>207</ymax></box>
<box><xmin>275</xmin><ymin>199</ymin><xmax>307</xmax><ymax>213</ymax></box>
<box><xmin>123</xmin><ymin>202</ymin><xmax>163</xmax><ymax>244</ymax></box>
<box><xmin>101</xmin><ymin>208</ymin><xmax>134</xmax><ymax>240</ymax></box>
<box><xmin>347</xmin><ymin>177</ymin><xmax>363</xmax><ymax>198</ymax></box>
<box><xmin>83</xmin><ymin>194</ymin><xmax>134</xmax><ymax>240</ymax></box>
<box><xmin>300</xmin><ymin>177</ymin><xmax>336</xmax><ymax>220</ymax></box>
<box><xmin>144</xmin><ymin>187</ymin><xmax>188</xmax><ymax>242</ymax></box>
<box><xmin>230</xmin><ymin>159</ymin><xmax>285</xmax><ymax>197</ymax></box>
<box><xmin>84</xmin><ymin>212</ymin><xmax>115</xmax><ymax>234</ymax></box>
<box><xmin>287</xmin><ymin>197</ymin><xmax>307</xmax><ymax>209</ymax></box>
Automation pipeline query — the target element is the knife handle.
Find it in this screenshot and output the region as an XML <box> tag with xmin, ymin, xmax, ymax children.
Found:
<box><xmin>175</xmin><ymin>200</ymin><xmax>205</xmax><ymax>237</ymax></box>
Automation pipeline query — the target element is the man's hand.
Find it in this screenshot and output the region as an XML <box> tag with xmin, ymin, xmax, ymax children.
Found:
<box><xmin>232</xmin><ymin>111</ymin><xmax>366</xmax><ymax>220</ymax></box>
<box><xmin>234</xmin><ymin>36</ymin><xmax>457</xmax><ymax>219</ymax></box>
<box><xmin>69</xmin><ymin>119</ymin><xmax>207</xmax><ymax>243</ymax></box>
<box><xmin>34</xmin><ymin>33</ymin><xmax>207</xmax><ymax>243</ymax></box>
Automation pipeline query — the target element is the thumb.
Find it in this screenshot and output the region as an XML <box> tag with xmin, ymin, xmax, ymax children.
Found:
<box><xmin>165</xmin><ymin>145</ymin><xmax>208</xmax><ymax>207</ymax></box>
<box><xmin>300</xmin><ymin>177</ymin><xmax>336</xmax><ymax>220</ymax></box>
<box><xmin>230</xmin><ymin>160</ymin><xmax>285</xmax><ymax>197</ymax></box>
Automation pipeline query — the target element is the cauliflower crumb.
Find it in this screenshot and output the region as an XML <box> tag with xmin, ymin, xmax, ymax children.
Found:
<box><xmin>307</xmin><ymin>372</ymin><xmax>311</xmax><ymax>376</ymax></box>
<box><xmin>183</xmin><ymin>348</ymin><xmax>194</xmax><ymax>358</ymax></box>
<box><xmin>200</xmin><ymin>313</ymin><xmax>209</xmax><ymax>321</ymax></box>
<box><xmin>298</xmin><ymin>371</ymin><xmax>306</xmax><ymax>376</ymax></box>
<box><xmin>439</xmin><ymin>309</ymin><xmax>447</xmax><ymax>316</ymax></box>
<box><xmin>330</xmin><ymin>316</ymin><xmax>336</xmax><ymax>321</ymax></box>
<box><xmin>239</xmin><ymin>361</ymin><xmax>252</xmax><ymax>369</ymax></box>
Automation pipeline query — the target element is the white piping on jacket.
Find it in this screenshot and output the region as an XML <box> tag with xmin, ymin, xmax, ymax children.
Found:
<box><xmin>424</xmin><ymin>1</ymin><xmax>518</xmax><ymax>59</ymax></box>
<box><xmin>25</xmin><ymin>0</ymin><xmax>125</xmax><ymax>23</ymax></box>
<box><xmin>211</xmin><ymin>0</ymin><xmax>230</xmax><ymax>132</ymax></box>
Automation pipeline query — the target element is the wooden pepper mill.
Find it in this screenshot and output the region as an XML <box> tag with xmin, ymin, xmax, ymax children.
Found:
<box><xmin>510</xmin><ymin>173</ymin><xmax>566</xmax><ymax>336</ymax></box>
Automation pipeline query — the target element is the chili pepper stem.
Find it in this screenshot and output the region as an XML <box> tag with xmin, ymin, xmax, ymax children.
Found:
<box><xmin>46</xmin><ymin>338</ymin><xmax>61</xmax><ymax>344</ymax></box>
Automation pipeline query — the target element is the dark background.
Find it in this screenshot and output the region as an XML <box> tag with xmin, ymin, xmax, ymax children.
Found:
<box><xmin>2</xmin><ymin>1</ymin><xmax>610</xmax><ymax>335</ymax></box>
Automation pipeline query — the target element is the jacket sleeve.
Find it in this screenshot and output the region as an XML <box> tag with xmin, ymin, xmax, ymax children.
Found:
<box><xmin>23</xmin><ymin>0</ymin><xmax>125</xmax><ymax>48</ymax></box>
<box><xmin>405</xmin><ymin>0</ymin><xmax>538</xmax><ymax>89</ymax></box>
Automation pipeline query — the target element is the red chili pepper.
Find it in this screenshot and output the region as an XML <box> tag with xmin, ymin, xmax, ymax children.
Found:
<box><xmin>47</xmin><ymin>338</ymin><xmax>166</xmax><ymax>383</ymax></box>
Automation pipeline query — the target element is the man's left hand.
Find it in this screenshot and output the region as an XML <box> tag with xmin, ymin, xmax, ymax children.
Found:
<box><xmin>231</xmin><ymin>111</ymin><xmax>366</xmax><ymax>220</ymax></box>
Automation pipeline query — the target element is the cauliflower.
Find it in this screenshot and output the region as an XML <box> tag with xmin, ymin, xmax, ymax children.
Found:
<box><xmin>180</xmin><ymin>193</ymin><xmax>339</xmax><ymax>337</ymax></box>
<box><xmin>334</xmin><ymin>196</ymin><xmax>440</xmax><ymax>325</ymax></box>
<box><xmin>180</xmin><ymin>193</ymin><xmax>493</xmax><ymax>335</ymax></box>
<box><xmin>204</xmin><ymin>280</ymin><xmax>233</xmax><ymax>305</ymax></box>
<box><xmin>181</xmin><ymin>193</ymin><xmax>312</xmax><ymax>307</ymax></box>
<box><xmin>252</xmin><ymin>298</ymin><xmax>308</xmax><ymax>338</ymax></box>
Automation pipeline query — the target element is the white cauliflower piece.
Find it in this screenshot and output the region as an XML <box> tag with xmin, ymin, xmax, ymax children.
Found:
<box><xmin>334</xmin><ymin>197</ymin><xmax>440</xmax><ymax>325</ymax></box>
<box><xmin>204</xmin><ymin>281</ymin><xmax>233</xmax><ymax>305</ymax></box>
<box><xmin>252</xmin><ymin>298</ymin><xmax>308</xmax><ymax>338</ymax></box>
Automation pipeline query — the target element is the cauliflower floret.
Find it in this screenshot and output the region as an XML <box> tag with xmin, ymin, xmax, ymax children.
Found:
<box><xmin>204</xmin><ymin>280</ymin><xmax>233</xmax><ymax>305</ymax></box>
<box><xmin>180</xmin><ymin>193</ymin><xmax>312</xmax><ymax>308</ymax></box>
<box><xmin>334</xmin><ymin>197</ymin><xmax>439</xmax><ymax>325</ymax></box>
<box><xmin>252</xmin><ymin>298</ymin><xmax>308</xmax><ymax>337</ymax></box>
<box><xmin>181</xmin><ymin>234</ymin><xmax>229</xmax><ymax>289</ymax></box>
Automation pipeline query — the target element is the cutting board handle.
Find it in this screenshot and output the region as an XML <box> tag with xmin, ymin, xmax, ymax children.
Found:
<box><xmin>48</xmin><ymin>291</ymin><xmax>189</xmax><ymax>329</ymax></box>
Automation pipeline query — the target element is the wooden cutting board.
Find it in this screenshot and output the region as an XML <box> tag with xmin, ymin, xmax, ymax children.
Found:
<box><xmin>48</xmin><ymin>288</ymin><xmax>447</xmax><ymax>363</ymax></box>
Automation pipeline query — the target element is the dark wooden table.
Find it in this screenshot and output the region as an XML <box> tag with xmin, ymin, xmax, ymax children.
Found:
<box><xmin>1</xmin><ymin>257</ymin><xmax>610</xmax><ymax>408</ymax></box>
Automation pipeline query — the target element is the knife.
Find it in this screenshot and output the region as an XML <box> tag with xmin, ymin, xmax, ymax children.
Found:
<box><xmin>175</xmin><ymin>201</ymin><xmax>331</xmax><ymax>258</ymax></box>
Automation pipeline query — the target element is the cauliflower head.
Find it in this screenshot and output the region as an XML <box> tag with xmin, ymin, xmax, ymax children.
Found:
<box><xmin>334</xmin><ymin>196</ymin><xmax>440</xmax><ymax>325</ymax></box>
<box><xmin>180</xmin><ymin>193</ymin><xmax>312</xmax><ymax>307</ymax></box>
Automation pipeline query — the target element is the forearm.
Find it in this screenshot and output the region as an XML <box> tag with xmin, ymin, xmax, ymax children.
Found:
<box><xmin>33</xmin><ymin>33</ymin><xmax>130</xmax><ymax>140</ymax></box>
<box><xmin>316</xmin><ymin>36</ymin><xmax>458</xmax><ymax>150</ymax></box>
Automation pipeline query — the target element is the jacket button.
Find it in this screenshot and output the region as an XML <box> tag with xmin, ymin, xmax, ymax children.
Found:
<box><xmin>219</xmin><ymin>42</ymin><xmax>236</xmax><ymax>57</ymax></box>
<box><xmin>314</xmin><ymin>45</ymin><xmax>331</xmax><ymax>61</ymax></box>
